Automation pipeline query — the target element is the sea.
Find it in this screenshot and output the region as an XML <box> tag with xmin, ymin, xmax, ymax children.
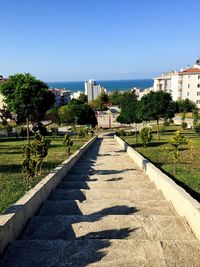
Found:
<box><xmin>47</xmin><ymin>79</ymin><xmax>153</xmax><ymax>93</ymax></box>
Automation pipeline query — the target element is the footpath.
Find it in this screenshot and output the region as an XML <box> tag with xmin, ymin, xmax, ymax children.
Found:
<box><xmin>1</xmin><ymin>137</ymin><xmax>200</xmax><ymax>266</ymax></box>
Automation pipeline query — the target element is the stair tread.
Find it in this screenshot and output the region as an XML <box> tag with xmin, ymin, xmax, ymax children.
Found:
<box><xmin>38</xmin><ymin>199</ymin><xmax>176</xmax><ymax>216</ymax></box>
<box><xmin>22</xmin><ymin>214</ymin><xmax>196</xmax><ymax>241</ymax></box>
<box><xmin>2</xmin><ymin>240</ymin><xmax>200</xmax><ymax>267</ymax></box>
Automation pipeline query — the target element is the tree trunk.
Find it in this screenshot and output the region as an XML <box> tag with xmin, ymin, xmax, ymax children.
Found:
<box><xmin>157</xmin><ymin>119</ymin><xmax>160</xmax><ymax>140</ymax></box>
<box><xmin>26</xmin><ymin>117</ymin><xmax>30</xmax><ymax>145</ymax></box>
<box><xmin>135</xmin><ymin>123</ymin><xmax>137</xmax><ymax>144</ymax></box>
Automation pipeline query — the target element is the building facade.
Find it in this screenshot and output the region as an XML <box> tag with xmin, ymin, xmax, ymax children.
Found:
<box><xmin>49</xmin><ymin>89</ymin><xmax>71</xmax><ymax>107</ymax></box>
<box><xmin>153</xmin><ymin>59</ymin><xmax>200</xmax><ymax>108</ymax></box>
<box><xmin>84</xmin><ymin>80</ymin><xmax>106</xmax><ymax>101</ymax></box>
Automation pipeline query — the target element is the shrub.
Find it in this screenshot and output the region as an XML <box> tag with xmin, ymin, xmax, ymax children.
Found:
<box><xmin>63</xmin><ymin>134</ymin><xmax>73</xmax><ymax>156</ymax></box>
<box><xmin>51</xmin><ymin>127</ymin><xmax>58</xmax><ymax>136</ymax></box>
<box><xmin>140</xmin><ymin>127</ymin><xmax>153</xmax><ymax>147</ymax></box>
<box><xmin>22</xmin><ymin>133</ymin><xmax>51</xmax><ymax>188</ymax></box>
<box><xmin>118</xmin><ymin>130</ymin><xmax>126</xmax><ymax>136</ymax></box>
<box><xmin>182</xmin><ymin>121</ymin><xmax>188</xmax><ymax>130</ymax></box>
<box><xmin>194</xmin><ymin>123</ymin><xmax>200</xmax><ymax>137</ymax></box>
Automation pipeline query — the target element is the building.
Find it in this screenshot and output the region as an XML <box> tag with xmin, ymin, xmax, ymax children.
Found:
<box><xmin>49</xmin><ymin>88</ymin><xmax>71</xmax><ymax>107</ymax></box>
<box><xmin>71</xmin><ymin>91</ymin><xmax>82</xmax><ymax>100</ymax></box>
<box><xmin>153</xmin><ymin>59</ymin><xmax>200</xmax><ymax>107</ymax></box>
<box><xmin>84</xmin><ymin>80</ymin><xmax>106</xmax><ymax>101</ymax></box>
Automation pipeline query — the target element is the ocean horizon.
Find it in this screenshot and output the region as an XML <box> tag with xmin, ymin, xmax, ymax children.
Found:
<box><xmin>47</xmin><ymin>79</ymin><xmax>153</xmax><ymax>92</ymax></box>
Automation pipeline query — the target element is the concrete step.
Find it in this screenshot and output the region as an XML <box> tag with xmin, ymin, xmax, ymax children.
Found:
<box><xmin>67</xmin><ymin>168</ymin><xmax>137</xmax><ymax>175</ymax></box>
<box><xmin>2</xmin><ymin>240</ymin><xmax>200</xmax><ymax>267</ymax></box>
<box><xmin>22</xmin><ymin>215</ymin><xmax>195</xmax><ymax>241</ymax></box>
<box><xmin>49</xmin><ymin>188</ymin><xmax>165</xmax><ymax>202</ymax></box>
<box><xmin>38</xmin><ymin>199</ymin><xmax>176</xmax><ymax>216</ymax></box>
<box><xmin>58</xmin><ymin>180</ymin><xmax>155</xmax><ymax>190</ymax></box>
<box><xmin>63</xmin><ymin>173</ymin><xmax>148</xmax><ymax>182</ymax></box>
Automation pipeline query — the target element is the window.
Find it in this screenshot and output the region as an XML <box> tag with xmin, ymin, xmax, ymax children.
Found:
<box><xmin>187</xmin><ymin>92</ymin><xmax>189</xmax><ymax>96</ymax></box>
<box><xmin>196</xmin><ymin>100</ymin><xmax>200</xmax><ymax>104</ymax></box>
<box><xmin>198</xmin><ymin>75</ymin><xmax>200</xmax><ymax>79</ymax></box>
<box><xmin>198</xmin><ymin>84</ymin><xmax>200</xmax><ymax>88</ymax></box>
<box><xmin>197</xmin><ymin>92</ymin><xmax>200</xmax><ymax>96</ymax></box>
<box><xmin>188</xmin><ymin>84</ymin><xmax>190</xmax><ymax>88</ymax></box>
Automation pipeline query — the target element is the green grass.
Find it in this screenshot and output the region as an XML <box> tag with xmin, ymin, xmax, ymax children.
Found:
<box><xmin>123</xmin><ymin>125</ymin><xmax>200</xmax><ymax>201</ymax></box>
<box><xmin>0</xmin><ymin>136</ymin><xmax>89</xmax><ymax>213</ymax></box>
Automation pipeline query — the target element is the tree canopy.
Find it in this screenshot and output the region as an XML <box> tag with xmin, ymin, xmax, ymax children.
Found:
<box><xmin>117</xmin><ymin>91</ymin><xmax>139</xmax><ymax>124</ymax></box>
<box><xmin>0</xmin><ymin>73</ymin><xmax>55</xmax><ymax>125</ymax></box>
<box><xmin>139</xmin><ymin>91</ymin><xmax>176</xmax><ymax>139</ymax></box>
<box><xmin>60</xmin><ymin>99</ymin><xmax>97</xmax><ymax>127</ymax></box>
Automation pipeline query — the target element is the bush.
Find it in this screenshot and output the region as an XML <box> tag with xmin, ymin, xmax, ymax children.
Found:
<box><xmin>140</xmin><ymin>127</ymin><xmax>153</xmax><ymax>147</ymax></box>
<box><xmin>51</xmin><ymin>127</ymin><xmax>59</xmax><ymax>136</ymax></box>
<box><xmin>194</xmin><ymin>123</ymin><xmax>200</xmax><ymax>137</ymax></box>
<box><xmin>118</xmin><ymin>130</ymin><xmax>126</xmax><ymax>136</ymax></box>
<box><xmin>182</xmin><ymin>121</ymin><xmax>188</xmax><ymax>130</ymax></box>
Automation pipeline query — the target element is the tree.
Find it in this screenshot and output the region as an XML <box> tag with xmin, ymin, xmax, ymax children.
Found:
<box><xmin>78</xmin><ymin>93</ymin><xmax>88</xmax><ymax>104</ymax></box>
<box><xmin>117</xmin><ymin>91</ymin><xmax>141</xmax><ymax>143</ymax></box>
<box><xmin>60</xmin><ymin>100</ymin><xmax>97</xmax><ymax>128</ymax></box>
<box><xmin>0</xmin><ymin>73</ymin><xmax>55</xmax><ymax>142</ymax></box>
<box><xmin>139</xmin><ymin>91</ymin><xmax>176</xmax><ymax>140</ymax></box>
<box><xmin>110</xmin><ymin>91</ymin><xmax>123</xmax><ymax>106</ymax></box>
<box><xmin>176</xmin><ymin>98</ymin><xmax>196</xmax><ymax>113</ymax></box>
<box><xmin>45</xmin><ymin>108</ymin><xmax>60</xmax><ymax>125</ymax></box>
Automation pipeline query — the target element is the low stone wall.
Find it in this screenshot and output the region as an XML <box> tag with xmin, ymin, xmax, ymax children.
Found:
<box><xmin>115</xmin><ymin>135</ymin><xmax>200</xmax><ymax>240</ymax></box>
<box><xmin>0</xmin><ymin>136</ymin><xmax>97</xmax><ymax>256</ymax></box>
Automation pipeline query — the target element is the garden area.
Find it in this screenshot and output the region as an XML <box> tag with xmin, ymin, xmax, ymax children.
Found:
<box><xmin>0</xmin><ymin>135</ymin><xmax>90</xmax><ymax>213</ymax></box>
<box><xmin>122</xmin><ymin>124</ymin><xmax>200</xmax><ymax>201</ymax></box>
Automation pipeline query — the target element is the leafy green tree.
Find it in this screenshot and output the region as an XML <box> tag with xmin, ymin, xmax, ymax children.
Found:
<box><xmin>0</xmin><ymin>73</ymin><xmax>55</xmax><ymax>143</ymax></box>
<box><xmin>45</xmin><ymin>107</ymin><xmax>60</xmax><ymax>125</ymax></box>
<box><xmin>139</xmin><ymin>91</ymin><xmax>176</xmax><ymax>140</ymax></box>
<box><xmin>110</xmin><ymin>91</ymin><xmax>123</xmax><ymax>106</ymax></box>
<box><xmin>78</xmin><ymin>93</ymin><xmax>88</xmax><ymax>104</ymax></box>
<box><xmin>117</xmin><ymin>91</ymin><xmax>141</xmax><ymax>143</ymax></box>
<box><xmin>176</xmin><ymin>98</ymin><xmax>196</xmax><ymax>113</ymax></box>
<box><xmin>61</xmin><ymin>100</ymin><xmax>97</xmax><ymax>128</ymax></box>
<box><xmin>140</xmin><ymin>127</ymin><xmax>153</xmax><ymax>147</ymax></box>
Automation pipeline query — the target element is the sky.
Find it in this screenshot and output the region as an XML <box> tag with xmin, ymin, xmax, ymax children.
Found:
<box><xmin>0</xmin><ymin>0</ymin><xmax>200</xmax><ymax>81</ymax></box>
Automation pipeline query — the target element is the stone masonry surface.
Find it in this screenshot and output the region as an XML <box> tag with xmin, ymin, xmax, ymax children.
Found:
<box><xmin>0</xmin><ymin>137</ymin><xmax>200</xmax><ymax>266</ymax></box>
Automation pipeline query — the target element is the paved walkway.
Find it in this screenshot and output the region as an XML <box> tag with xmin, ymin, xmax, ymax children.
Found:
<box><xmin>1</xmin><ymin>138</ymin><xmax>200</xmax><ymax>266</ymax></box>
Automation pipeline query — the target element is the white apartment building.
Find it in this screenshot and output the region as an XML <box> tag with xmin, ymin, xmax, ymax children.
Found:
<box><xmin>49</xmin><ymin>88</ymin><xmax>71</xmax><ymax>107</ymax></box>
<box><xmin>153</xmin><ymin>59</ymin><xmax>200</xmax><ymax>108</ymax></box>
<box><xmin>84</xmin><ymin>79</ymin><xmax>106</xmax><ymax>101</ymax></box>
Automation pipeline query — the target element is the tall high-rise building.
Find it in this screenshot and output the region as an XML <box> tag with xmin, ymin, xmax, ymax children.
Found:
<box><xmin>85</xmin><ymin>80</ymin><xmax>106</xmax><ymax>101</ymax></box>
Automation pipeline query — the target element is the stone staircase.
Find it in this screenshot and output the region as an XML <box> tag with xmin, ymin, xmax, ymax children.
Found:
<box><xmin>1</xmin><ymin>138</ymin><xmax>200</xmax><ymax>266</ymax></box>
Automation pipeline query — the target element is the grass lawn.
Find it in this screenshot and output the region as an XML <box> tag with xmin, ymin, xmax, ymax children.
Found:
<box><xmin>0</xmin><ymin>136</ymin><xmax>90</xmax><ymax>213</ymax></box>
<box><xmin>123</xmin><ymin>125</ymin><xmax>200</xmax><ymax>201</ymax></box>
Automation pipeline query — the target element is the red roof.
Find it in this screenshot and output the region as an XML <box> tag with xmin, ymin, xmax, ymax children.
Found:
<box><xmin>179</xmin><ymin>68</ymin><xmax>200</xmax><ymax>74</ymax></box>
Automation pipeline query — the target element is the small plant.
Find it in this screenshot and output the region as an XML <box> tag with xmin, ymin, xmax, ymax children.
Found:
<box><xmin>63</xmin><ymin>134</ymin><xmax>73</xmax><ymax>156</ymax></box>
<box><xmin>32</xmin><ymin>133</ymin><xmax>51</xmax><ymax>176</ymax></box>
<box><xmin>22</xmin><ymin>134</ymin><xmax>51</xmax><ymax>188</ymax></box>
<box><xmin>22</xmin><ymin>145</ymin><xmax>35</xmax><ymax>188</ymax></box>
<box><xmin>140</xmin><ymin>127</ymin><xmax>153</xmax><ymax>147</ymax></box>
<box><xmin>167</xmin><ymin>131</ymin><xmax>187</xmax><ymax>173</ymax></box>
<box><xmin>78</xmin><ymin>128</ymin><xmax>86</xmax><ymax>141</ymax></box>
<box><xmin>182</xmin><ymin>121</ymin><xmax>188</xmax><ymax>130</ymax></box>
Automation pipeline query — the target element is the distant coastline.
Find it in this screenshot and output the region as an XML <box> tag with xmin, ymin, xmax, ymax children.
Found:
<box><xmin>47</xmin><ymin>79</ymin><xmax>153</xmax><ymax>92</ymax></box>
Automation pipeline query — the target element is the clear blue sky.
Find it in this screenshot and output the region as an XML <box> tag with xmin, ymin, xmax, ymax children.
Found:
<box><xmin>1</xmin><ymin>0</ymin><xmax>200</xmax><ymax>81</ymax></box>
